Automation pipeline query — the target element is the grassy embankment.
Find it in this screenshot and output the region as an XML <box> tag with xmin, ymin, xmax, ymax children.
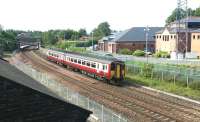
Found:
<box><xmin>125</xmin><ymin>61</ymin><xmax>200</xmax><ymax>101</ymax></box>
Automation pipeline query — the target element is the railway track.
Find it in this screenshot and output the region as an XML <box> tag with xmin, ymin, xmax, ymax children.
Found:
<box><xmin>14</xmin><ymin>51</ymin><xmax>200</xmax><ymax>122</ymax></box>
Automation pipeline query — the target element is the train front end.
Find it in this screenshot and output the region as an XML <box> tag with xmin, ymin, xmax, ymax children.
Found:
<box><xmin>110</xmin><ymin>61</ymin><xmax>125</xmax><ymax>83</ymax></box>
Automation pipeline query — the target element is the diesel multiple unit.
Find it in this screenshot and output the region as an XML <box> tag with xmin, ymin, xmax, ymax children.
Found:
<box><xmin>47</xmin><ymin>49</ymin><xmax>125</xmax><ymax>84</ymax></box>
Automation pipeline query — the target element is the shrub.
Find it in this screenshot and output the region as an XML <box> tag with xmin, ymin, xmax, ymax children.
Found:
<box><xmin>140</xmin><ymin>63</ymin><xmax>154</xmax><ymax>77</ymax></box>
<box><xmin>154</xmin><ymin>51</ymin><xmax>170</xmax><ymax>58</ymax></box>
<box><xmin>189</xmin><ymin>81</ymin><xmax>200</xmax><ymax>90</ymax></box>
<box><xmin>133</xmin><ymin>50</ymin><xmax>145</xmax><ymax>56</ymax></box>
<box><xmin>118</xmin><ymin>48</ymin><xmax>132</xmax><ymax>55</ymax></box>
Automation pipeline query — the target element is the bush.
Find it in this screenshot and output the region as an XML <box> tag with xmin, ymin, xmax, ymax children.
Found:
<box><xmin>118</xmin><ymin>48</ymin><xmax>132</xmax><ymax>55</ymax></box>
<box><xmin>140</xmin><ymin>64</ymin><xmax>154</xmax><ymax>77</ymax></box>
<box><xmin>189</xmin><ymin>81</ymin><xmax>200</xmax><ymax>90</ymax></box>
<box><xmin>154</xmin><ymin>51</ymin><xmax>170</xmax><ymax>58</ymax></box>
<box><xmin>133</xmin><ymin>50</ymin><xmax>145</xmax><ymax>56</ymax></box>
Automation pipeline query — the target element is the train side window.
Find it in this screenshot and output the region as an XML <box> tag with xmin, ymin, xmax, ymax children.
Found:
<box><xmin>86</xmin><ymin>62</ymin><xmax>90</xmax><ymax>67</ymax></box>
<box><xmin>97</xmin><ymin>64</ymin><xmax>99</xmax><ymax>69</ymax></box>
<box><xmin>82</xmin><ymin>60</ymin><xmax>86</xmax><ymax>65</ymax></box>
<box><xmin>103</xmin><ymin>64</ymin><xmax>107</xmax><ymax>71</ymax></box>
<box><xmin>74</xmin><ymin>59</ymin><xmax>77</xmax><ymax>63</ymax></box>
<box><xmin>78</xmin><ymin>59</ymin><xmax>81</xmax><ymax>64</ymax></box>
<box><xmin>91</xmin><ymin>63</ymin><xmax>96</xmax><ymax>68</ymax></box>
<box><xmin>71</xmin><ymin>58</ymin><xmax>73</xmax><ymax>62</ymax></box>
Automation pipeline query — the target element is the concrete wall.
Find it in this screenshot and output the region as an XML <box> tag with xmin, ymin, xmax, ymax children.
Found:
<box><xmin>191</xmin><ymin>32</ymin><xmax>200</xmax><ymax>56</ymax></box>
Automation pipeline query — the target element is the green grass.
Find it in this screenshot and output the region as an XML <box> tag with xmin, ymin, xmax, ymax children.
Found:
<box><xmin>126</xmin><ymin>74</ymin><xmax>200</xmax><ymax>101</ymax></box>
<box><xmin>2</xmin><ymin>51</ymin><xmax>12</xmax><ymax>58</ymax></box>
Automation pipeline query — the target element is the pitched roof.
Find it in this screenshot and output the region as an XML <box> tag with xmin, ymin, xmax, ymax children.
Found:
<box><xmin>111</xmin><ymin>27</ymin><xmax>163</xmax><ymax>42</ymax></box>
<box><xmin>156</xmin><ymin>27</ymin><xmax>200</xmax><ymax>34</ymax></box>
<box><xmin>171</xmin><ymin>16</ymin><xmax>200</xmax><ymax>24</ymax></box>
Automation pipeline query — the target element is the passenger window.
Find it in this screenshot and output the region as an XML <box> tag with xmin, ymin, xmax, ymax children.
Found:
<box><xmin>74</xmin><ymin>59</ymin><xmax>77</xmax><ymax>63</ymax></box>
<box><xmin>71</xmin><ymin>58</ymin><xmax>73</xmax><ymax>62</ymax></box>
<box><xmin>86</xmin><ymin>62</ymin><xmax>90</xmax><ymax>66</ymax></box>
<box><xmin>82</xmin><ymin>60</ymin><xmax>86</xmax><ymax>65</ymax></box>
<box><xmin>103</xmin><ymin>64</ymin><xmax>107</xmax><ymax>71</ymax></box>
<box><xmin>78</xmin><ymin>60</ymin><xmax>81</xmax><ymax>64</ymax></box>
<box><xmin>97</xmin><ymin>64</ymin><xmax>99</xmax><ymax>69</ymax></box>
<box><xmin>91</xmin><ymin>63</ymin><xmax>96</xmax><ymax>68</ymax></box>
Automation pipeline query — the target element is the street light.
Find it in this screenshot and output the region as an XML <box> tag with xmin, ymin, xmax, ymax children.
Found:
<box><xmin>91</xmin><ymin>32</ymin><xmax>94</xmax><ymax>51</ymax></box>
<box><xmin>144</xmin><ymin>26</ymin><xmax>150</xmax><ymax>63</ymax></box>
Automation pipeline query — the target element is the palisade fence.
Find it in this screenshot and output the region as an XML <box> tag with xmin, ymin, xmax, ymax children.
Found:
<box><xmin>126</xmin><ymin>64</ymin><xmax>200</xmax><ymax>88</ymax></box>
<box><xmin>12</xmin><ymin>60</ymin><xmax>128</xmax><ymax>122</ymax></box>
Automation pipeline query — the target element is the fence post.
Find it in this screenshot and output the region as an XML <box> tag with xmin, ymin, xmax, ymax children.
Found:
<box><xmin>151</xmin><ymin>70</ymin><xmax>153</xmax><ymax>79</ymax></box>
<box><xmin>173</xmin><ymin>74</ymin><xmax>176</xmax><ymax>85</ymax></box>
<box><xmin>187</xmin><ymin>75</ymin><xmax>189</xmax><ymax>87</ymax></box>
<box><xmin>102</xmin><ymin>105</ymin><xmax>104</xmax><ymax>122</ymax></box>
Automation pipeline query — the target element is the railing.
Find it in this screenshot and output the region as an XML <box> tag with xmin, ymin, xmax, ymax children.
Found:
<box><xmin>12</xmin><ymin>60</ymin><xmax>128</xmax><ymax>122</ymax></box>
<box><xmin>126</xmin><ymin>64</ymin><xmax>200</xmax><ymax>88</ymax></box>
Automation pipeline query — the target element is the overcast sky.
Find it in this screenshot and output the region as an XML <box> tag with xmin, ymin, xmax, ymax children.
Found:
<box><xmin>0</xmin><ymin>0</ymin><xmax>200</xmax><ymax>32</ymax></box>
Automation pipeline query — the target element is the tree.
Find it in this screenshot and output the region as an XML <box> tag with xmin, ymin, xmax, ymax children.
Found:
<box><xmin>194</xmin><ymin>7</ymin><xmax>200</xmax><ymax>16</ymax></box>
<box><xmin>166</xmin><ymin>7</ymin><xmax>200</xmax><ymax>25</ymax></box>
<box><xmin>166</xmin><ymin>8</ymin><xmax>186</xmax><ymax>24</ymax></box>
<box><xmin>79</xmin><ymin>28</ymin><xmax>87</xmax><ymax>36</ymax></box>
<box><xmin>92</xmin><ymin>22</ymin><xmax>111</xmax><ymax>39</ymax></box>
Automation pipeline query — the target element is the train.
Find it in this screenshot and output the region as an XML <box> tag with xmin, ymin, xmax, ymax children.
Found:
<box><xmin>46</xmin><ymin>49</ymin><xmax>125</xmax><ymax>84</ymax></box>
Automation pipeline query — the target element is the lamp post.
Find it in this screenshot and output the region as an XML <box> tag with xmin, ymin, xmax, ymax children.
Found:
<box><xmin>144</xmin><ymin>26</ymin><xmax>150</xmax><ymax>63</ymax></box>
<box><xmin>91</xmin><ymin>32</ymin><xmax>94</xmax><ymax>51</ymax></box>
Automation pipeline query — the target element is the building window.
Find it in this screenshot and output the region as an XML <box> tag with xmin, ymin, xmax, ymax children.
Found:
<box><xmin>162</xmin><ymin>36</ymin><xmax>164</xmax><ymax>41</ymax></box>
<box><xmin>160</xmin><ymin>36</ymin><xmax>161</xmax><ymax>39</ymax></box>
<box><xmin>198</xmin><ymin>35</ymin><xmax>200</xmax><ymax>40</ymax></box>
<box><xmin>174</xmin><ymin>35</ymin><xmax>176</xmax><ymax>39</ymax></box>
<box><xmin>193</xmin><ymin>35</ymin><xmax>196</xmax><ymax>39</ymax></box>
<box><xmin>132</xmin><ymin>44</ymin><xmax>135</xmax><ymax>46</ymax></box>
<box><xmin>171</xmin><ymin>35</ymin><xmax>173</xmax><ymax>39</ymax></box>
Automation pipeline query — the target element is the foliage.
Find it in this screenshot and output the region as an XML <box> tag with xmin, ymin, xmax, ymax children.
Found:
<box><xmin>166</xmin><ymin>7</ymin><xmax>200</xmax><ymax>24</ymax></box>
<box><xmin>79</xmin><ymin>28</ymin><xmax>87</xmax><ymax>36</ymax></box>
<box><xmin>133</xmin><ymin>50</ymin><xmax>145</xmax><ymax>56</ymax></box>
<box><xmin>0</xmin><ymin>30</ymin><xmax>20</xmax><ymax>51</ymax></box>
<box><xmin>118</xmin><ymin>48</ymin><xmax>132</xmax><ymax>55</ymax></box>
<box><xmin>125</xmin><ymin>75</ymin><xmax>200</xmax><ymax>101</ymax></box>
<box><xmin>154</xmin><ymin>51</ymin><xmax>170</xmax><ymax>58</ymax></box>
<box><xmin>92</xmin><ymin>22</ymin><xmax>111</xmax><ymax>40</ymax></box>
<box><xmin>189</xmin><ymin>81</ymin><xmax>200</xmax><ymax>90</ymax></box>
<box><xmin>140</xmin><ymin>63</ymin><xmax>154</xmax><ymax>77</ymax></box>
<box><xmin>67</xmin><ymin>47</ymin><xmax>86</xmax><ymax>53</ymax></box>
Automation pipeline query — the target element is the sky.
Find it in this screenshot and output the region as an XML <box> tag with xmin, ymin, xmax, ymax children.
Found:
<box><xmin>0</xmin><ymin>0</ymin><xmax>200</xmax><ymax>32</ymax></box>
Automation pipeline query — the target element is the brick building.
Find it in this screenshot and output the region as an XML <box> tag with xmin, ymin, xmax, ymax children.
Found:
<box><xmin>98</xmin><ymin>27</ymin><xmax>163</xmax><ymax>53</ymax></box>
<box><xmin>155</xmin><ymin>16</ymin><xmax>200</xmax><ymax>55</ymax></box>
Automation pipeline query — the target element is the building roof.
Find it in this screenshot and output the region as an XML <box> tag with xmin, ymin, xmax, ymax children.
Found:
<box><xmin>110</xmin><ymin>27</ymin><xmax>163</xmax><ymax>43</ymax></box>
<box><xmin>170</xmin><ymin>16</ymin><xmax>200</xmax><ymax>24</ymax></box>
<box><xmin>191</xmin><ymin>29</ymin><xmax>200</xmax><ymax>33</ymax></box>
<box><xmin>156</xmin><ymin>27</ymin><xmax>200</xmax><ymax>34</ymax></box>
<box><xmin>0</xmin><ymin>59</ymin><xmax>92</xmax><ymax>121</ymax></box>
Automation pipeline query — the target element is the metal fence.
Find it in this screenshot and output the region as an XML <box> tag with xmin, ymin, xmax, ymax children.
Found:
<box><xmin>126</xmin><ymin>64</ymin><xmax>200</xmax><ymax>88</ymax></box>
<box><xmin>12</xmin><ymin>60</ymin><xmax>128</xmax><ymax>122</ymax></box>
<box><xmin>115</xmin><ymin>54</ymin><xmax>200</xmax><ymax>66</ymax></box>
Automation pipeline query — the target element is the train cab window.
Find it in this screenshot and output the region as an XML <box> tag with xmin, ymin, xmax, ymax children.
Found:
<box><xmin>78</xmin><ymin>59</ymin><xmax>81</xmax><ymax>64</ymax></box>
<box><xmin>74</xmin><ymin>59</ymin><xmax>77</xmax><ymax>63</ymax></box>
<box><xmin>111</xmin><ymin>63</ymin><xmax>115</xmax><ymax>70</ymax></box>
<box><xmin>91</xmin><ymin>63</ymin><xmax>96</xmax><ymax>68</ymax></box>
<box><xmin>82</xmin><ymin>60</ymin><xmax>86</xmax><ymax>65</ymax></box>
<box><xmin>86</xmin><ymin>62</ymin><xmax>90</xmax><ymax>67</ymax></box>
